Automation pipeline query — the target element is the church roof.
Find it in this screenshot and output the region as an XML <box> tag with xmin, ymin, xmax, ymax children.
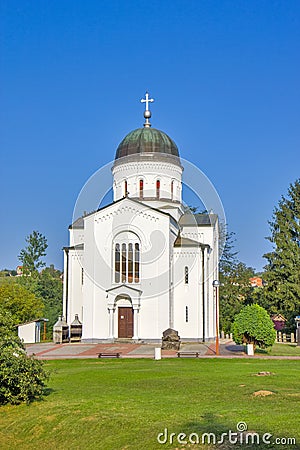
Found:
<box><xmin>174</xmin><ymin>236</ymin><xmax>209</xmax><ymax>249</ymax></box>
<box><xmin>115</xmin><ymin>127</ymin><xmax>179</xmax><ymax>160</ymax></box>
<box><xmin>69</xmin><ymin>217</ymin><xmax>84</xmax><ymax>229</ymax></box>
<box><xmin>179</xmin><ymin>213</ymin><xmax>218</xmax><ymax>227</ymax></box>
<box><xmin>69</xmin><ymin>197</ymin><xmax>180</xmax><ymax>230</ymax></box>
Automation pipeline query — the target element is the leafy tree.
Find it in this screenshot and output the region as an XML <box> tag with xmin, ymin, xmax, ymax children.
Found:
<box><xmin>220</xmin><ymin>262</ymin><xmax>256</xmax><ymax>333</ymax></box>
<box><xmin>16</xmin><ymin>265</ymin><xmax>62</xmax><ymax>339</ymax></box>
<box><xmin>35</xmin><ymin>269</ymin><xmax>63</xmax><ymax>339</ymax></box>
<box><xmin>219</xmin><ymin>229</ymin><xmax>238</xmax><ymax>274</ymax></box>
<box><xmin>263</xmin><ymin>179</ymin><xmax>300</xmax><ymax>329</ymax></box>
<box><xmin>0</xmin><ymin>312</ymin><xmax>49</xmax><ymax>405</ymax></box>
<box><xmin>232</xmin><ymin>304</ymin><xmax>276</xmax><ymax>349</ymax></box>
<box><xmin>0</xmin><ymin>310</ymin><xmax>16</xmax><ymax>341</ymax></box>
<box><xmin>0</xmin><ymin>282</ymin><xmax>44</xmax><ymax>324</ymax></box>
<box><xmin>218</xmin><ymin>230</ymin><xmax>256</xmax><ymax>332</ymax></box>
<box><xmin>18</xmin><ymin>231</ymin><xmax>48</xmax><ymax>274</ymax></box>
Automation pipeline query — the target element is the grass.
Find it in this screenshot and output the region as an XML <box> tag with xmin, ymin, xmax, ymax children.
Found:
<box><xmin>0</xmin><ymin>358</ymin><xmax>299</xmax><ymax>450</ymax></box>
<box><xmin>255</xmin><ymin>342</ymin><xmax>300</xmax><ymax>356</ymax></box>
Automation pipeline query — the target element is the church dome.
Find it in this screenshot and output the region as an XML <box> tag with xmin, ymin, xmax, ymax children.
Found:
<box><xmin>115</xmin><ymin>127</ymin><xmax>179</xmax><ymax>160</ymax></box>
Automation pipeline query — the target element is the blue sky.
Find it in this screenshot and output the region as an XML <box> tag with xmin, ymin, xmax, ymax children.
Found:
<box><xmin>1</xmin><ymin>0</ymin><xmax>299</xmax><ymax>272</ymax></box>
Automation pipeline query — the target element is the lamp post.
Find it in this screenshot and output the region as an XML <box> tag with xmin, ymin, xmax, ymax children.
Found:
<box><xmin>212</xmin><ymin>280</ymin><xmax>220</xmax><ymax>356</ymax></box>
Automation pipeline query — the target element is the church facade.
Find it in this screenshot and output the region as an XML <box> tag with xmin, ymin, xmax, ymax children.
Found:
<box><xmin>63</xmin><ymin>95</ymin><xmax>219</xmax><ymax>342</ymax></box>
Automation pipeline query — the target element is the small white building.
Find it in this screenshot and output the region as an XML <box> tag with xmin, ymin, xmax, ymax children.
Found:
<box><xmin>17</xmin><ymin>319</ymin><xmax>47</xmax><ymax>344</ymax></box>
<box><xmin>63</xmin><ymin>95</ymin><xmax>219</xmax><ymax>342</ymax></box>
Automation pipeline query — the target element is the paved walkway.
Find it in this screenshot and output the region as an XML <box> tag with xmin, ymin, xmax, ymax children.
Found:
<box><xmin>25</xmin><ymin>340</ymin><xmax>300</xmax><ymax>360</ymax></box>
<box><xmin>25</xmin><ymin>339</ymin><xmax>245</xmax><ymax>360</ymax></box>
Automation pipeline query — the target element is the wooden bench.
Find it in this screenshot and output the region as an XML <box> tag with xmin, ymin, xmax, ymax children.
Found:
<box><xmin>177</xmin><ymin>351</ymin><xmax>200</xmax><ymax>358</ymax></box>
<box><xmin>97</xmin><ymin>352</ymin><xmax>121</xmax><ymax>358</ymax></box>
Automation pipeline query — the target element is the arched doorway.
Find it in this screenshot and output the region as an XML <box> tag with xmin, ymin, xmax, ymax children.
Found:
<box><xmin>118</xmin><ymin>307</ymin><xmax>133</xmax><ymax>338</ymax></box>
<box><xmin>116</xmin><ymin>295</ymin><xmax>133</xmax><ymax>339</ymax></box>
<box><xmin>106</xmin><ymin>285</ymin><xmax>141</xmax><ymax>340</ymax></box>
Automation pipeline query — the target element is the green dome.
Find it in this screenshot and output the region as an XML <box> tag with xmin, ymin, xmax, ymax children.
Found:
<box><xmin>115</xmin><ymin>127</ymin><xmax>179</xmax><ymax>160</ymax></box>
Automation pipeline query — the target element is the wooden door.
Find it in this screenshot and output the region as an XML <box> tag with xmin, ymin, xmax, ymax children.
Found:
<box><xmin>118</xmin><ymin>307</ymin><xmax>133</xmax><ymax>338</ymax></box>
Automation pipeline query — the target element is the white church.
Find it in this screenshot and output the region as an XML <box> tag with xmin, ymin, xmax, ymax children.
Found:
<box><xmin>63</xmin><ymin>94</ymin><xmax>219</xmax><ymax>343</ymax></box>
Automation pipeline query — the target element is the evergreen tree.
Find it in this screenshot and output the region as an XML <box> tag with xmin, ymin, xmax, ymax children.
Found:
<box><xmin>263</xmin><ymin>179</ymin><xmax>300</xmax><ymax>328</ymax></box>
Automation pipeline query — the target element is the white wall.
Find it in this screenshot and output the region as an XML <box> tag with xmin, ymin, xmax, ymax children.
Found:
<box><xmin>18</xmin><ymin>322</ymin><xmax>40</xmax><ymax>344</ymax></box>
<box><xmin>79</xmin><ymin>198</ymin><xmax>178</xmax><ymax>340</ymax></box>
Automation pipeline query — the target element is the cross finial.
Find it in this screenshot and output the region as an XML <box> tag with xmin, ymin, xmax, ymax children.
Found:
<box><xmin>141</xmin><ymin>91</ymin><xmax>154</xmax><ymax>127</ymax></box>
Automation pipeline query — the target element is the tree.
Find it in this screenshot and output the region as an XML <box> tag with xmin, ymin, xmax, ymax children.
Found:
<box><xmin>18</xmin><ymin>231</ymin><xmax>48</xmax><ymax>274</ymax></box>
<box><xmin>34</xmin><ymin>269</ymin><xmax>63</xmax><ymax>339</ymax></box>
<box><xmin>232</xmin><ymin>304</ymin><xmax>276</xmax><ymax>349</ymax></box>
<box><xmin>263</xmin><ymin>179</ymin><xmax>300</xmax><ymax>329</ymax></box>
<box><xmin>0</xmin><ymin>282</ymin><xmax>44</xmax><ymax>325</ymax></box>
<box><xmin>16</xmin><ymin>265</ymin><xmax>63</xmax><ymax>339</ymax></box>
<box><xmin>219</xmin><ymin>262</ymin><xmax>256</xmax><ymax>332</ymax></box>
<box><xmin>0</xmin><ymin>311</ymin><xmax>49</xmax><ymax>405</ymax></box>
<box><xmin>218</xmin><ymin>229</ymin><xmax>256</xmax><ymax>332</ymax></box>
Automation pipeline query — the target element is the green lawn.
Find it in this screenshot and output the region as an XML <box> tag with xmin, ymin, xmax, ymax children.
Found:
<box><xmin>0</xmin><ymin>358</ymin><xmax>299</xmax><ymax>450</ymax></box>
<box><xmin>256</xmin><ymin>342</ymin><xmax>300</xmax><ymax>356</ymax></box>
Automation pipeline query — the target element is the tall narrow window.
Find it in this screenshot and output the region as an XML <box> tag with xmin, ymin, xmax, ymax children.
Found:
<box><xmin>114</xmin><ymin>241</ymin><xmax>140</xmax><ymax>284</ymax></box>
<box><xmin>115</xmin><ymin>244</ymin><xmax>120</xmax><ymax>283</ymax></box>
<box><xmin>171</xmin><ymin>180</ymin><xmax>174</xmax><ymax>200</ymax></box>
<box><xmin>128</xmin><ymin>243</ymin><xmax>133</xmax><ymax>283</ymax></box>
<box><xmin>185</xmin><ymin>306</ymin><xmax>189</xmax><ymax>322</ymax></box>
<box><xmin>124</xmin><ymin>180</ymin><xmax>128</xmax><ymax>197</ymax></box>
<box><xmin>185</xmin><ymin>266</ymin><xmax>189</xmax><ymax>284</ymax></box>
<box><xmin>139</xmin><ymin>179</ymin><xmax>144</xmax><ymax>199</ymax></box>
<box><xmin>121</xmin><ymin>243</ymin><xmax>127</xmax><ymax>282</ymax></box>
<box><xmin>156</xmin><ymin>179</ymin><xmax>160</xmax><ymax>199</ymax></box>
<box><xmin>134</xmin><ymin>243</ymin><xmax>140</xmax><ymax>282</ymax></box>
<box><xmin>81</xmin><ymin>268</ymin><xmax>84</xmax><ymax>285</ymax></box>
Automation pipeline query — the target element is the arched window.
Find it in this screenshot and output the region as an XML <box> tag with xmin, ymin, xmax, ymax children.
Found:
<box><xmin>128</xmin><ymin>243</ymin><xmax>133</xmax><ymax>283</ymax></box>
<box><xmin>115</xmin><ymin>244</ymin><xmax>120</xmax><ymax>283</ymax></box>
<box><xmin>156</xmin><ymin>179</ymin><xmax>160</xmax><ymax>199</ymax></box>
<box><xmin>185</xmin><ymin>306</ymin><xmax>189</xmax><ymax>322</ymax></box>
<box><xmin>114</xmin><ymin>241</ymin><xmax>140</xmax><ymax>284</ymax></box>
<box><xmin>139</xmin><ymin>179</ymin><xmax>144</xmax><ymax>199</ymax></box>
<box><xmin>121</xmin><ymin>243</ymin><xmax>127</xmax><ymax>282</ymax></box>
<box><xmin>171</xmin><ymin>180</ymin><xmax>174</xmax><ymax>200</ymax></box>
<box><xmin>124</xmin><ymin>180</ymin><xmax>128</xmax><ymax>197</ymax></box>
<box><xmin>135</xmin><ymin>243</ymin><xmax>140</xmax><ymax>282</ymax></box>
<box><xmin>185</xmin><ymin>266</ymin><xmax>189</xmax><ymax>284</ymax></box>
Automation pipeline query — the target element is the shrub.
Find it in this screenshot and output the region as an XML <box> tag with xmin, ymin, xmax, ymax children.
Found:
<box><xmin>0</xmin><ymin>312</ymin><xmax>49</xmax><ymax>405</ymax></box>
<box><xmin>232</xmin><ymin>304</ymin><xmax>276</xmax><ymax>349</ymax></box>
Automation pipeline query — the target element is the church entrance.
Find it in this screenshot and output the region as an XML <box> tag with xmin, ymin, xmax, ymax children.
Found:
<box><xmin>118</xmin><ymin>307</ymin><xmax>134</xmax><ymax>338</ymax></box>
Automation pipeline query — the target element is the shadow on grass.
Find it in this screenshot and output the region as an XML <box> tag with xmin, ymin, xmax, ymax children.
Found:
<box><xmin>157</xmin><ymin>413</ymin><xmax>297</xmax><ymax>449</ymax></box>
<box><xmin>255</xmin><ymin>348</ymin><xmax>269</xmax><ymax>355</ymax></box>
<box><xmin>42</xmin><ymin>387</ymin><xmax>54</xmax><ymax>397</ymax></box>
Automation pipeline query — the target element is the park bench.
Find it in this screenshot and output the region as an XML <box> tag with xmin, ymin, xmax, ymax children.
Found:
<box><xmin>177</xmin><ymin>351</ymin><xmax>200</xmax><ymax>358</ymax></box>
<box><xmin>97</xmin><ymin>352</ymin><xmax>121</xmax><ymax>358</ymax></box>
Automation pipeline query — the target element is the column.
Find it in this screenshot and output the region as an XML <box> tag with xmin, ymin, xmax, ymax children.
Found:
<box><xmin>132</xmin><ymin>306</ymin><xmax>139</xmax><ymax>340</ymax></box>
<box><xmin>108</xmin><ymin>306</ymin><xmax>115</xmax><ymax>339</ymax></box>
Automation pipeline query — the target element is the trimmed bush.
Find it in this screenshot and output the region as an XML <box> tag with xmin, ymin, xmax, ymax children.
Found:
<box><xmin>232</xmin><ymin>304</ymin><xmax>276</xmax><ymax>349</ymax></box>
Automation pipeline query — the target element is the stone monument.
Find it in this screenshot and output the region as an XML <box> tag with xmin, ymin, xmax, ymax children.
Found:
<box><xmin>161</xmin><ymin>328</ymin><xmax>181</xmax><ymax>350</ymax></box>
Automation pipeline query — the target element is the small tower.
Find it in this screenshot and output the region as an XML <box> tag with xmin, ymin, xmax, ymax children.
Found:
<box><xmin>112</xmin><ymin>92</ymin><xmax>183</xmax><ymax>220</ymax></box>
